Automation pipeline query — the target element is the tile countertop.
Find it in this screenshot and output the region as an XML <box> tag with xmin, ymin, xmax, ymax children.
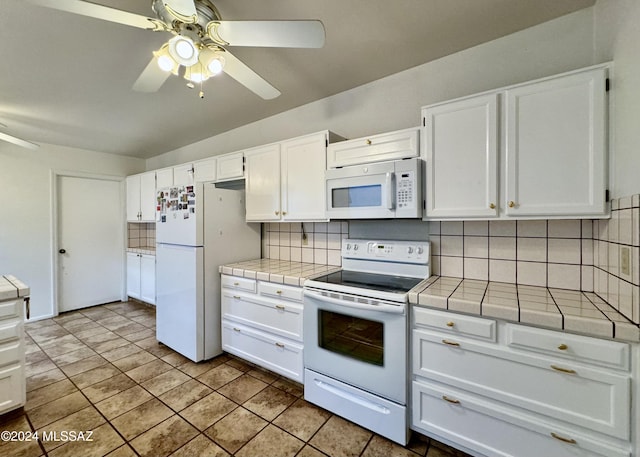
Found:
<box><xmin>220</xmin><ymin>259</ymin><xmax>341</xmax><ymax>287</ymax></box>
<box><xmin>410</xmin><ymin>276</ymin><xmax>640</xmax><ymax>343</ymax></box>
<box><xmin>0</xmin><ymin>275</ymin><xmax>30</xmax><ymax>301</ymax></box>
<box><xmin>126</xmin><ymin>247</ymin><xmax>156</xmax><ymax>255</ymax></box>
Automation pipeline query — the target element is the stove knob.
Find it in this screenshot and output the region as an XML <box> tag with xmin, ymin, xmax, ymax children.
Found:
<box><xmin>416</xmin><ymin>246</ymin><xmax>424</xmax><ymax>255</ymax></box>
<box><xmin>353</xmin><ymin>244</ymin><xmax>359</xmax><ymax>251</ymax></box>
<box><xmin>346</xmin><ymin>243</ymin><xmax>352</xmax><ymax>251</ymax></box>
<box><xmin>406</xmin><ymin>247</ymin><xmax>414</xmax><ymax>254</ymax></box>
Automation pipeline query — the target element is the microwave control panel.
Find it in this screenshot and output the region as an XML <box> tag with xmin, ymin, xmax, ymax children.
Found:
<box><xmin>396</xmin><ymin>170</ymin><xmax>415</xmax><ymax>209</ymax></box>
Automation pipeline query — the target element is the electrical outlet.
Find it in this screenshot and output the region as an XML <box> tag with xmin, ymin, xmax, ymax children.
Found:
<box><xmin>302</xmin><ymin>234</ymin><xmax>308</xmax><ymax>246</ymax></box>
<box><xmin>621</xmin><ymin>246</ymin><xmax>630</xmax><ymax>276</ymax></box>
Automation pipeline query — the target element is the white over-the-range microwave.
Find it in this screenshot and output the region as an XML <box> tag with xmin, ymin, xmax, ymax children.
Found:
<box><xmin>325</xmin><ymin>157</ymin><xmax>422</xmax><ymax>219</ymax></box>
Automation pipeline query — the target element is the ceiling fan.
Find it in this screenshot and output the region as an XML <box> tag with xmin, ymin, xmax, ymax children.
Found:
<box><xmin>0</xmin><ymin>123</ymin><xmax>39</xmax><ymax>150</ymax></box>
<box><xmin>27</xmin><ymin>0</ymin><xmax>326</xmax><ymax>99</ymax></box>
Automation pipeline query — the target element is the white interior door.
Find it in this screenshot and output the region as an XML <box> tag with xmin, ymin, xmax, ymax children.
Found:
<box><xmin>57</xmin><ymin>175</ymin><xmax>124</xmax><ymax>312</ymax></box>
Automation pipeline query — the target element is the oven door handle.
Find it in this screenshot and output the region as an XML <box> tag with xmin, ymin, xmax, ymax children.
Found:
<box><xmin>304</xmin><ymin>289</ymin><xmax>405</xmax><ymax>314</ymax></box>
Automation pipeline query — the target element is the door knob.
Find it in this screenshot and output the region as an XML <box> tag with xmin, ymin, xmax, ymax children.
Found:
<box><xmin>59</xmin><ymin>249</ymin><xmax>66</xmax><ymax>254</ymax></box>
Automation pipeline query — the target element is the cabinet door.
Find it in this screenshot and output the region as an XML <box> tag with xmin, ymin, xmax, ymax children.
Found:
<box><xmin>281</xmin><ymin>132</ymin><xmax>328</xmax><ymax>221</ymax></box>
<box><xmin>194</xmin><ymin>158</ymin><xmax>216</xmax><ymax>182</ymax></box>
<box><xmin>504</xmin><ymin>68</ymin><xmax>607</xmax><ymax>217</ymax></box>
<box><xmin>327</xmin><ymin>128</ymin><xmax>419</xmax><ymax>168</ymax></box>
<box><xmin>245</xmin><ymin>144</ymin><xmax>281</xmax><ymax>221</ymax></box>
<box><xmin>423</xmin><ymin>93</ymin><xmax>499</xmax><ymax>219</ymax></box>
<box><xmin>155</xmin><ymin>168</ymin><xmax>174</xmax><ymax>189</ymax></box>
<box><xmin>139</xmin><ymin>172</ymin><xmax>157</xmax><ymax>222</ymax></box>
<box><xmin>173</xmin><ymin>163</ymin><xmax>194</xmax><ymax>186</ymax></box>
<box><xmin>216</xmin><ymin>151</ymin><xmax>244</xmax><ymax>181</ymax></box>
<box><xmin>140</xmin><ymin>254</ymin><xmax>155</xmax><ymax>305</ymax></box>
<box><xmin>125</xmin><ymin>175</ymin><xmax>141</xmax><ymax>221</ymax></box>
<box><xmin>126</xmin><ymin>253</ymin><xmax>141</xmax><ymax>299</ymax></box>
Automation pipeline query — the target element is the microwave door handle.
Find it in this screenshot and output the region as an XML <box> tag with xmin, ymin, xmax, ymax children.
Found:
<box><xmin>385</xmin><ymin>172</ymin><xmax>395</xmax><ymax>210</ymax></box>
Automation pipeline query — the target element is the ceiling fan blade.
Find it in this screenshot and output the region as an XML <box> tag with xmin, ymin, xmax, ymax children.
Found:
<box><xmin>27</xmin><ymin>0</ymin><xmax>167</xmax><ymax>31</ymax></box>
<box><xmin>0</xmin><ymin>131</ymin><xmax>39</xmax><ymax>150</ymax></box>
<box><xmin>163</xmin><ymin>0</ymin><xmax>197</xmax><ymax>23</ymax></box>
<box><xmin>208</xmin><ymin>20</ymin><xmax>325</xmax><ymax>48</ymax></box>
<box><xmin>221</xmin><ymin>51</ymin><xmax>281</xmax><ymax>100</ymax></box>
<box><xmin>132</xmin><ymin>58</ymin><xmax>172</xmax><ymax>93</ymax></box>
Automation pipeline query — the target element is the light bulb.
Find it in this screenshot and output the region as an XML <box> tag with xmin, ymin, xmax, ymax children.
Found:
<box><xmin>175</xmin><ymin>39</ymin><xmax>195</xmax><ymax>60</ymax></box>
<box><xmin>168</xmin><ymin>35</ymin><xmax>199</xmax><ymax>66</ymax></box>
<box><xmin>207</xmin><ymin>58</ymin><xmax>223</xmax><ymax>75</ymax></box>
<box><xmin>157</xmin><ymin>55</ymin><xmax>174</xmax><ymax>72</ymax></box>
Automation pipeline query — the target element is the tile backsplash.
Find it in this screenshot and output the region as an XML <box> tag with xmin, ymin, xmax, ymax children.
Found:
<box><xmin>263</xmin><ymin>222</ymin><xmax>349</xmax><ymax>266</ymax></box>
<box><xmin>429</xmin><ymin>195</ymin><xmax>640</xmax><ymax>325</ymax></box>
<box><xmin>594</xmin><ymin>196</ymin><xmax>640</xmax><ymax>324</ymax></box>
<box><xmin>127</xmin><ymin>222</ymin><xmax>156</xmax><ymax>249</ymax></box>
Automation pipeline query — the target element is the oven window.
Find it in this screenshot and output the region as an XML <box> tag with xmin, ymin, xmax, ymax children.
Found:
<box><xmin>318</xmin><ymin>310</ymin><xmax>384</xmax><ymax>366</ymax></box>
<box><xmin>331</xmin><ymin>185</ymin><xmax>382</xmax><ymax>208</ymax></box>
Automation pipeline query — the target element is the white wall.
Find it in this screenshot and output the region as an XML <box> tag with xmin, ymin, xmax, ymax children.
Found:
<box><xmin>0</xmin><ymin>142</ymin><xmax>144</xmax><ymax>320</ymax></box>
<box><xmin>593</xmin><ymin>0</ymin><xmax>640</xmax><ymax>198</ymax></box>
<box><xmin>147</xmin><ymin>7</ymin><xmax>596</xmax><ymax>170</ymax></box>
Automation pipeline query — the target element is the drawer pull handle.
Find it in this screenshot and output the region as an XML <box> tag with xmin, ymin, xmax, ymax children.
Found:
<box><xmin>446</xmin><ymin>321</ymin><xmax>455</xmax><ymax>327</ymax></box>
<box><xmin>275</xmin><ymin>342</ymin><xmax>285</xmax><ymax>348</ymax></box>
<box><xmin>275</xmin><ymin>290</ymin><xmax>282</xmax><ymax>294</ymax></box>
<box><xmin>557</xmin><ymin>344</ymin><xmax>568</xmax><ymax>350</ymax></box>
<box><xmin>550</xmin><ymin>432</ymin><xmax>576</xmax><ymax>444</ymax></box>
<box><xmin>233</xmin><ymin>295</ymin><xmax>241</xmax><ymax>299</ymax></box>
<box><xmin>275</xmin><ymin>305</ymin><xmax>286</xmax><ymax>310</ymax></box>
<box><xmin>551</xmin><ymin>365</ymin><xmax>576</xmax><ymax>374</ymax></box>
<box><xmin>233</xmin><ymin>282</ymin><xmax>239</xmax><ymax>286</ymax></box>
<box><xmin>442</xmin><ymin>339</ymin><xmax>460</xmax><ymax>347</ymax></box>
<box><xmin>233</xmin><ymin>327</ymin><xmax>241</xmax><ymax>332</ymax></box>
<box><xmin>442</xmin><ymin>395</ymin><xmax>460</xmax><ymax>404</ymax></box>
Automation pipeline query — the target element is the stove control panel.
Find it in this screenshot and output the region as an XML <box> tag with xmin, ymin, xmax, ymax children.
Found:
<box><xmin>342</xmin><ymin>239</ymin><xmax>430</xmax><ymax>264</ymax></box>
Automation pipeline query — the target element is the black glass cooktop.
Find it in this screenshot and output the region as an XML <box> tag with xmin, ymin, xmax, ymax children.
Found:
<box><xmin>310</xmin><ymin>270</ymin><xmax>423</xmax><ymax>294</ymax></box>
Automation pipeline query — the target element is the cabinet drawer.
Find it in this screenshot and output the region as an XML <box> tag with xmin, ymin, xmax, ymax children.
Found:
<box><xmin>259</xmin><ymin>282</ymin><xmax>303</xmax><ymax>303</ymax></box>
<box><xmin>0</xmin><ymin>364</ymin><xmax>25</xmax><ymax>415</ymax></box>
<box><xmin>0</xmin><ymin>320</ymin><xmax>21</xmax><ymax>344</ymax></box>
<box><xmin>327</xmin><ymin>128</ymin><xmax>419</xmax><ymax>168</ymax></box>
<box><xmin>0</xmin><ymin>341</ymin><xmax>22</xmax><ymax>367</ymax></box>
<box><xmin>506</xmin><ymin>324</ymin><xmax>630</xmax><ymax>371</ymax></box>
<box><xmin>0</xmin><ymin>299</ymin><xmax>20</xmax><ymax>320</ymax></box>
<box><xmin>222</xmin><ymin>291</ymin><xmax>303</xmax><ymax>342</ymax></box>
<box><xmin>412</xmin><ymin>380</ymin><xmax>630</xmax><ymax>457</ymax></box>
<box><xmin>222</xmin><ymin>320</ymin><xmax>303</xmax><ymax>383</ymax></box>
<box><xmin>412</xmin><ymin>329</ymin><xmax>631</xmax><ymax>439</ymax></box>
<box><xmin>413</xmin><ymin>307</ymin><xmax>496</xmax><ymax>342</ymax></box>
<box><xmin>221</xmin><ymin>275</ymin><xmax>256</xmax><ymax>293</ymax></box>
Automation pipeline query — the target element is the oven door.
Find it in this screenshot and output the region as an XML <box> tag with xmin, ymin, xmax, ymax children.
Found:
<box><xmin>303</xmin><ymin>288</ymin><xmax>407</xmax><ymax>404</ymax></box>
<box><xmin>325</xmin><ymin>162</ymin><xmax>396</xmax><ymax>219</ymax></box>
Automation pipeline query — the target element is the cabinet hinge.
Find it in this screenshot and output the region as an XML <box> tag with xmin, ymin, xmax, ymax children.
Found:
<box><xmin>422</xmin><ymin>117</ymin><xmax>426</xmax><ymax>127</ymax></box>
<box><xmin>605</xmin><ymin>189</ymin><xmax>610</xmax><ymax>202</ymax></box>
<box><xmin>326</xmin><ymin>139</ymin><xmax>329</xmax><ymax>147</ymax></box>
<box><xmin>423</xmin><ymin>199</ymin><xmax>426</xmax><ymax>210</ymax></box>
<box><xmin>606</xmin><ymin>78</ymin><xmax>610</xmax><ymax>92</ymax></box>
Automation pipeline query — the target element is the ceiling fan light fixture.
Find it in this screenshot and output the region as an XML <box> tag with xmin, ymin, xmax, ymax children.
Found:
<box><xmin>168</xmin><ymin>35</ymin><xmax>199</xmax><ymax>66</ymax></box>
<box><xmin>198</xmin><ymin>48</ymin><xmax>225</xmax><ymax>76</ymax></box>
<box><xmin>184</xmin><ymin>64</ymin><xmax>209</xmax><ymax>83</ymax></box>
<box><xmin>153</xmin><ymin>45</ymin><xmax>179</xmax><ymax>74</ymax></box>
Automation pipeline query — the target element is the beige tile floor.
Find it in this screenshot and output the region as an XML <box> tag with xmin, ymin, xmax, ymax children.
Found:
<box><xmin>1</xmin><ymin>301</ymin><xmax>472</xmax><ymax>457</ymax></box>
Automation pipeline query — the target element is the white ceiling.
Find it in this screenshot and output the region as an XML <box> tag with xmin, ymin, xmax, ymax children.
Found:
<box><xmin>0</xmin><ymin>0</ymin><xmax>595</xmax><ymax>159</ymax></box>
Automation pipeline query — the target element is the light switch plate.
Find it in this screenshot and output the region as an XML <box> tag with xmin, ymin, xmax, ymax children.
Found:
<box><xmin>621</xmin><ymin>246</ymin><xmax>630</xmax><ymax>276</ymax></box>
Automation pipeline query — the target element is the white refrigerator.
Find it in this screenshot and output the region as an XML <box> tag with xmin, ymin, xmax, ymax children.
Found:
<box><xmin>156</xmin><ymin>182</ymin><xmax>260</xmax><ymax>362</ymax></box>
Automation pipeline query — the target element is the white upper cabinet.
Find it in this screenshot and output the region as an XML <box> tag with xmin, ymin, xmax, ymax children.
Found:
<box><xmin>504</xmin><ymin>68</ymin><xmax>607</xmax><ymax>217</ymax></box>
<box><xmin>193</xmin><ymin>157</ymin><xmax>216</xmax><ymax>182</ymax></box>
<box><xmin>245</xmin><ymin>143</ymin><xmax>282</xmax><ymax>221</ymax></box>
<box><xmin>173</xmin><ymin>163</ymin><xmax>194</xmax><ymax>186</ymax></box>
<box><xmin>422</xmin><ymin>64</ymin><xmax>609</xmax><ymax>220</ymax></box>
<box><xmin>327</xmin><ymin>127</ymin><xmax>419</xmax><ymax>168</ymax></box>
<box><xmin>216</xmin><ymin>151</ymin><xmax>244</xmax><ymax>182</ymax></box>
<box><xmin>126</xmin><ymin>171</ymin><xmax>156</xmax><ymax>222</ymax></box>
<box><xmin>245</xmin><ymin>131</ymin><xmax>336</xmax><ymax>222</ymax></box>
<box><xmin>423</xmin><ymin>94</ymin><xmax>499</xmax><ymax>219</ymax></box>
<box><xmin>155</xmin><ymin>168</ymin><xmax>174</xmax><ymax>189</ymax></box>
<box><xmin>281</xmin><ymin>132</ymin><xmax>329</xmax><ymax>221</ymax></box>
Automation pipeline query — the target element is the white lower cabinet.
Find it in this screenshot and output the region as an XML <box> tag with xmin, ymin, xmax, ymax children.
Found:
<box><xmin>126</xmin><ymin>252</ymin><xmax>155</xmax><ymax>305</ymax></box>
<box><xmin>221</xmin><ymin>275</ymin><xmax>304</xmax><ymax>383</ymax></box>
<box><xmin>0</xmin><ymin>281</ymin><xmax>27</xmax><ymax>415</ymax></box>
<box><xmin>411</xmin><ymin>307</ymin><xmax>634</xmax><ymax>457</ymax></box>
